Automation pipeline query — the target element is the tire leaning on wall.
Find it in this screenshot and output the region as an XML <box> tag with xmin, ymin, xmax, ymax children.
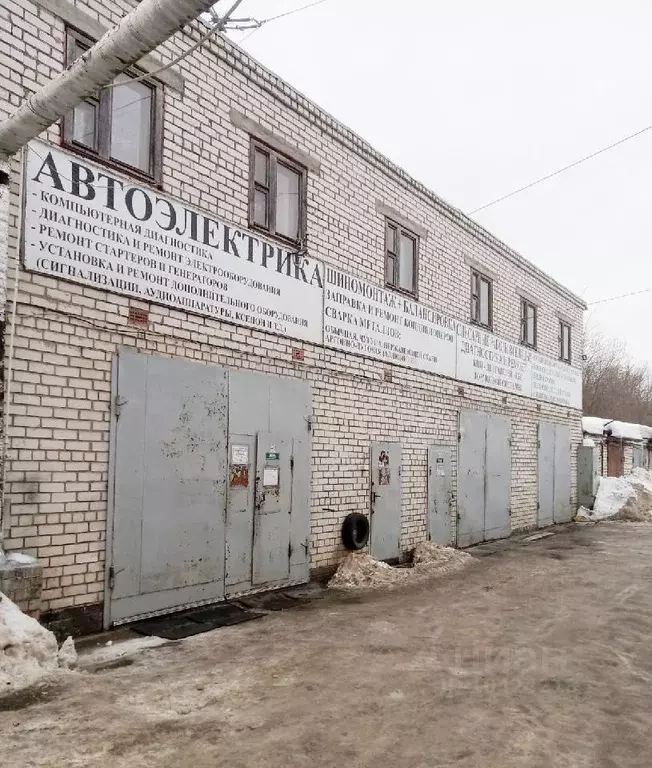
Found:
<box><xmin>341</xmin><ymin>512</ymin><xmax>370</xmax><ymax>551</ymax></box>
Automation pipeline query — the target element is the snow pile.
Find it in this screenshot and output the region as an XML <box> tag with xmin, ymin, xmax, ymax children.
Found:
<box><xmin>631</xmin><ymin>467</ymin><xmax>652</xmax><ymax>494</ymax></box>
<box><xmin>57</xmin><ymin>636</ymin><xmax>78</xmax><ymax>670</ymax></box>
<box><xmin>574</xmin><ymin>506</ymin><xmax>596</xmax><ymax>522</ymax></box>
<box><xmin>0</xmin><ymin>593</ymin><xmax>76</xmax><ymax>691</ymax></box>
<box><xmin>329</xmin><ymin>553</ymin><xmax>409</xmax><ymax>590</ymax></box>
<box><xmin>593</xmin><ymin>476</ymin><xmax>637</xmax><ymax>520</ymax></box>
<box><xmin>329</xmin><ymin>542</ymin><xmax>473</xmax><ymax>591</ymax></box>
<box><xmin>588</xmin><ymin>470</ymin><xmax>652</xmax><ymax>522</ymax></box>
<box><xmin>412</xmin><ymin>541</ymin><xmax>473</xmax><ymax>575</ymax></box>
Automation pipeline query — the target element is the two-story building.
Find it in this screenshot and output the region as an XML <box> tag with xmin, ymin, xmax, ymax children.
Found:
<box><xmin>0</xmin><ymin>0</ymin><xmax>585</xmax><ymax>634</ymax></box>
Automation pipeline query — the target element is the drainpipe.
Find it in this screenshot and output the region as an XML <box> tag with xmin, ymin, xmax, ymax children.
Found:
<box><xmin>0</xmin><ymin>0</ymin><xmax>229</xmax><ymax>158</ymax></box>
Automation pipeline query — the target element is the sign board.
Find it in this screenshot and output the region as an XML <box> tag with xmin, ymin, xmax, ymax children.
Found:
<box><xmin>324</xmin><ymin>267</ymin><xmax>581</xmax><ymax>409</ymax></box>
<box><xmin>456</xmin><ymin>324</ymin><xmax>532</xmax><ymax>397</ymax></box>
<box><xmin>323</xmin><ymin>266</ymin><xmax>456</xmax><ymax>378</ymax></box>
<box><xmin>23</xmin><ymin>141</ymin><xmax>582</xmax><ymax>410</ymax></box>
<box><xmin>24</xmin><ymin>141</ymin><xmax>324</xmax><ymax>344</ymax></box>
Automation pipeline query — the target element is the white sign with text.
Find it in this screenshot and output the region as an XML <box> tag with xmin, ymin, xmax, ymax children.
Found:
<box><xmin>24</xmin><ymin>142</ymin><xmax>582</xmax><ymax>409</ymax></box>
<box><xmin>24</xmin><ymin>141</ymin><xmax>324</xmax><ymax>344</ymax></box>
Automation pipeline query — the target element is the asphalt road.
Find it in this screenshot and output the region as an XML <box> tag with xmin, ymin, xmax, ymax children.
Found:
<box><xmin>2</xmin><ymin>521</ymin><xmax>652</xmax><ymax>767</ymax></box>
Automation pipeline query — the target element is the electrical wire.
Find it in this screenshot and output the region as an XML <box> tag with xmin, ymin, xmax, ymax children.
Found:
<box><xmin>468</xmin><ymin>122</ymin><xmax>652</xmax><ymax>215</ymax></box>
<box><xmin>103</xmin><ymin>0</ymin><xmax>246</xmax><ymax>89</ymax></box>
<box><xmin>588</xmin><ymin>287</ymin><xmax>652</xmax><ymax>305</ymax></box>
<box><xmin>239</xmin><ymin>0</ymin><xmax>331</xmax><ymax>43</ymax></box>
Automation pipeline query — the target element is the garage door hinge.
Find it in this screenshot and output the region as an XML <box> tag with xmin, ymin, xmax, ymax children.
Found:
<box><xmin>108</xmin><ymin>566</ymin><xmax>115</xmax><ymax>590</ymax></box>
<box><xmin>114</xmin><ymin>395</ymin><xmax>128</xmax><ymax>419</ymax></box>
<box><xmin>457</xmin><ymin>432</ymin><xmax>461</xmax><ymax>442</ymax></box>
<box><xmin>290</xmin><ymin>456</ymin><xmax>294</xmax><ymax>471</ymax></box>
<box><xmin>508</xmin><ymin>508</ymin><xmax>512</xmax><ymax>516</ymax></box>
<box><xmin>288</xmin><ymin>542</ymin><xmax>293</xmax><ymax>559</ymax></box>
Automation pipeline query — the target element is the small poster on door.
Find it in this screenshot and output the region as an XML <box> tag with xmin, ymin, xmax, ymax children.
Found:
<box><xmin>436</xmin><ymin>455</ymin><xmax>445</xmax><ymax>477</ymax></box>
<box><xmin>378</xmin><ymin>450</ymin><xmax>390</xmax><ymax>486</ymax></box>
<box><xmin>231</xmin><ymin>444</ymin><xmax>249</xmax><ymax>465</ymax></box>
<box><xmin>263</xmin><ymin>467</ymin><xmax>280</xmax><ymax>487</ymax></box>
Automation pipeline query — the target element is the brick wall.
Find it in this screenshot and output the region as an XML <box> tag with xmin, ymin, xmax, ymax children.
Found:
<box><xmin>0</xmin><ymin>0</ymin><xmax>585</xmax><ymax>615</ymax></box>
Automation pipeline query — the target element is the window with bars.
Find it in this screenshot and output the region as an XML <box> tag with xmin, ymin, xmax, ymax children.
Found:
<box><xmin>249</xmin><ymin>139</ymin><xmax>306</xmax><ymax>244</ymax></box>
<box><xmin>470</xmin><ymin>270</ymin><xmax>493</xmax><ymax>329</ymax></box>
<box><xmin>385</xmin><ymin>220</ymin><xmax>417</xmax><ymax>296</ymax></box>
<box><xmin>559</xmin><ymin>321</ymin><xmax>572</xmax><ymax>363</ymax></box>
<box><xmin>63</xmin><ymin>30</ymin><xmax>162</xmax><ymax>179</ymax></box>
<box><xmin>520</xmin><ymin>299</ymin><xmax>537</xmax><ymax>348</ymax></box>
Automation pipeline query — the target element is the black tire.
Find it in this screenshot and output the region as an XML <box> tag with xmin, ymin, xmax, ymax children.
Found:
<box><xmin>341</xmin><ymin>512</ymin><xmax>370</xmax><ymax>551</ymax></box>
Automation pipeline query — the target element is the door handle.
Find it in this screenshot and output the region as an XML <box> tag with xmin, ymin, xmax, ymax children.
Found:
<box><xmin>371</xmin><ymin>491</ymin><xmax>381</xmax><ymax>504</ymax></box>
<box><xmin>254</xmin><ymin>477</ymin><xmax>265</xmax><ymax>512</ymax></box>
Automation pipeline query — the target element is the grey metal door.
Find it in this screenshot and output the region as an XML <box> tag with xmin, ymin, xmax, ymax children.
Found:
<box><xmin>225</xmin><ymin>434</ymin><xmax>256</xmax><ymax>595</ymax></box>
<box><xmin>457</xmin><ymin>410</ymin><xmax>487</xmax><ymax>547</ymax></box>
<box><xmin>553</xmin><ymin>425</ymin><xmax>572</xmax><ymax>522</ymax></box>
<box><xmin>538</xmin><ymin>422</ymin><xmax>555</xmax><ymax>527</ymax></box>
<box><xmin>370</xmin><ymin>442</ymin><xmax>402</xmax><ymax>560</ymax></box>
<box><xmin>428</xmin><ymin>445</ymin><xmax>452</xmax><ymax>544</ymax></box>
<box><xmin>109</xmin><ymin>350</ymin><xmax>228</xmax><ymax>624</ymax></box>
<box><xmin>485</xmin><ymin>414</ymin><xmax>511</xmax><ymax>541</ymax></box>
<box><xmin>252</xmin><ymin>432</ymin><xmax>292</xmax><ymax>585</ymax></box>
<box><xmin>633</xmin><ymin>444</ymin><xmax>644</xmax><ymax>469</ymax></box>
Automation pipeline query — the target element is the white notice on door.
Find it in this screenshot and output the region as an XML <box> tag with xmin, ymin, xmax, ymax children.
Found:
<box><xmin>231</xmin><ymin>444</ymin><xmax>249</xmax><ymax>464</ymax></box>
<box><xmin>263</xmin><ymin>467</ymin><xmax>279</xmax><ymax>487</ymax></box>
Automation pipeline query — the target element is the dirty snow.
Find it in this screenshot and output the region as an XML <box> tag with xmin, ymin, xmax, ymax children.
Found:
<box><xmin>574</xmin><ymin>506</ymin><xmax>596</xmax><ymax>522</ymax></box>
<box><xmin>5</xmin><ymin>552</ymin><xmax>38</xmax><ymax>565</ymax></box>
<box><xmin>0</xmin><ymin>592</ymin><xmax>61</xmax><ymax>691</ymax></box>
<box><xmin>588</xmin><ymin>470</ymin><xmax>652</xmax><ymax>522</ymax></box>
<box><xmin>329</xmin><ymin>542</ymin><xmax>472</xmax><ymax>591</ymax></box>
<box><xmin>631</xmin><ymin>467</ymin><xmax>652</xmax><ymax>494</ymax></box>
<box><xmin>57</xmin><ymin>637</ymin><xmax>78</xmax><ymax>670</ymax></box>
<box><xmin>593</xmin><ymin>477</ymin><xmax>637</xmax><ymax>520</ymax></box>
<box><xmin>77</xmin><ymin>635</ymin><xmax>169</xmax><ymax>670</ymax></box>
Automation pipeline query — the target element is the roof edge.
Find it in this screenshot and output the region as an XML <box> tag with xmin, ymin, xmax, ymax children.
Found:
<box><xmin>191</xmin><ymin>29</ymin><xmax>587</xmax><ymax>311</ymax></box>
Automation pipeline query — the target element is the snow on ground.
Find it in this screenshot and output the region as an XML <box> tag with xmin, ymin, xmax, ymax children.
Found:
<box><xmin>593</xmin><ymin>477</ymin><xmax>637</xmax><ymax>520</ymax></box>
<box><xmin>329</xmin><ymin>542</ymin><xmax>473</xmax><ymax>591</ymax></box>
<box><xmin>0</xmin><ymin>593</ymin><xmax>65</xmax><ymax>691</ymax></box>
<box><xmin>581</xmin><ymin>469</ymin><xmax>652</xmax><ymax>523</ymax></box>
<box><xmin>77</xmin><ymin>635</ymin><xmax>169</xmax><ymax>670</ymax></box>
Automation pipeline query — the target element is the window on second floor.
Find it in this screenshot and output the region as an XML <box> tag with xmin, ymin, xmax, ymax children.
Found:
<box><xmin>63</xmin><ymin>31</ymin><xmax>161</xmax><ymax>179</ymax></box>
<box><xmin>471</xmin><ymin>270</ymin><xmax>492</xmax><ymax>329</ymax></box>
<box><xmin>560</xmin><ymin>321</ymin><xmax>572</xmax><ymax>363</ymax></box>
<box><xmin>385</xmin><ymin>220</ymin><xmax>418</xmax><ymax>296</ymax></box>
<box><xmin>521</xmin><ymin>299</ymin><xmax>537</xmax><ymax>348</ymax></box>
<box><xmin>249</xmin><ymin>139</ymin><xmax>307</xmax><ymax>244</ymax></box>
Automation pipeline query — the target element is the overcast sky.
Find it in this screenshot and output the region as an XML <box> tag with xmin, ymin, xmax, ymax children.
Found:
<box><xmin>226</xmin><ymin>0</ymin><xmax>652</xmax><ymax>365</ymax></box>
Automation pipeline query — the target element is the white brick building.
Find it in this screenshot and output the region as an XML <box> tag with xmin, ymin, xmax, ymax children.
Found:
<box><xmin>0</xmin><ymin>0</ymin><xmax>585</xmax><ymax>633</ymax></box>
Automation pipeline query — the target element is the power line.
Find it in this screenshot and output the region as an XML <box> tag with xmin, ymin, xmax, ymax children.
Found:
<box><xmin>468</xmin><ymin>122</ymin><xmax>652</xmax><ymax>215</ymax></box>
<box><xmin>239</xmin><ymin>0</ymin><xmax>331</xmax><ymax>43</ymax></box>
<box><xmin>104</xmin><ymin>0</ymin><xmax>246</xmax><ymax>89</ymax></box>
<box><xmin>588</xmin><ymin>287</ymin><xmax>652</xmax><ymax>306</ymax></box>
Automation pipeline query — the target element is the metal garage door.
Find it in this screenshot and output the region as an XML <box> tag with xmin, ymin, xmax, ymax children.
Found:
<box><xmin>108</xmin><ymin>350</ymin><xmax>228</xmax><ymax>624</ymax></box>
<box><xmin>458</xmin><ymin>410</ymin><xmax>511</xmax><ymax>547</ymax></box>
<box><xmin>107</xmin><ymin>352</ymin><xmax>313</xmax><ymax>626</ymax></box>
<box><xmin>370</xmin><ymin>442</ymin><xmax>402</xmax><ymax>560</ymax></box>
<box><xmin>428</xmin><ymin>445</ymin><xmax>453</xmax><ymax>545</ymax></box>
<box><xmin>538</xmin><ymin>422</ymin><xmax>572</xmax><ymax>526</ymax></box>
<box><xmin>226</xmin><ymin>371</ymin><xmax>312</xmax><ymax>595</ymax></box>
